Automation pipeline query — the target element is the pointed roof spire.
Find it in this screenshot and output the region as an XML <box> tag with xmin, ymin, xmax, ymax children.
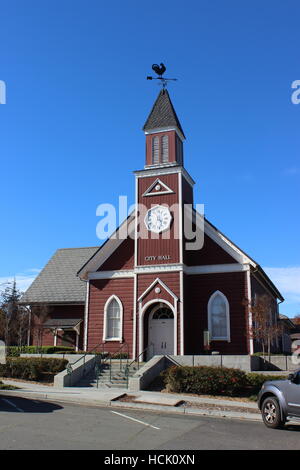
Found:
<box><xmin>143</xmin><ymin>89</ymin><xmax>185</xmax><ymax>139</ymax></box>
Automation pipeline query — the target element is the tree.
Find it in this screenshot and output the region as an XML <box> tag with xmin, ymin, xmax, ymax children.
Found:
<box><xmin>244</xmin><ymin>294</ymin><xmax>282</xmax><ymax>360</ymax></box>
<box><xmin>0</xmin><ymin>280</ymin><xmax>29</xmax><ymax>346</ymax></box>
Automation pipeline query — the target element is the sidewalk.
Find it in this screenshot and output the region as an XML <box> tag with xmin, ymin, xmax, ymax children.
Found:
<box><xmin>0</xmin><ymin>378</ymin><xmax>261</xmax><ymax>422</ymax></box>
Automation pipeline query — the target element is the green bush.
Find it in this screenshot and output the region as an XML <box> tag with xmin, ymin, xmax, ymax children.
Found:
<box><xmin>0</xmin><ymin>357</ymin><xmax>68</xmax><ymax>382</ymax></box>
<box><xmin>251</xmin><ymin>352</ymin><xmax>291</xmax><ymax>356</ymax></box>
<box><xmin>245</xmin><ymin>373</ymin><xmax>287</xmax><ymax>394</ymax></box>
<box><xmin>7</xmin><ymin>346</ymin><xmax>75</xmax><ymax>357</ymax></box>
<box><xmin>162</xmin><ymin>366</ymin><xmax>247</xmax><ymax>396</ymax></box>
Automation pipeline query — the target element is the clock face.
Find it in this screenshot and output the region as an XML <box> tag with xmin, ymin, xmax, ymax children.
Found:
<box><xmin>144</xmin><ymin>205</ymin><xmax>172</xmax><ymax>233</ymax></box>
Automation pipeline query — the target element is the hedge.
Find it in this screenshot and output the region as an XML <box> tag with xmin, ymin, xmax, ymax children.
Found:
<box><xmin>162</xmin><ymin>366</ymin><xmax>247</xmax><ymax>396</ymax></box>
<box><xmin>0</xmin><ymin>357</ymin><xmax>68</xmax><ymax>382</ymax></box>
<box><xmin>162</xmin><ymin>366</ymin><xmax>287</xmax><ymax>397</ymax></box>
<box><xmin>7</xmin><ymin>346</ymin><xmax>75</xmax><ymax>357</ymax></box>
<box><xmin>246</xmin><ymin>372</ymin><xmax>287</xmax><ymax>394</ymax></box>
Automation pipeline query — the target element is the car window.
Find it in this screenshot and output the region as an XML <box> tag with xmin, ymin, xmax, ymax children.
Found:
<box><xmin>293</xmin><ymin>371</ymin><xmax>300</xmax><ymax>385</ymax></box>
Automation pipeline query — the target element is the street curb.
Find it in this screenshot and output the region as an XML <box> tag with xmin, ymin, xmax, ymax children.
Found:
<box><xmin>0</xmin><ymin>389</ymin><xmax>262</xmax><ymax>422</ymax></box>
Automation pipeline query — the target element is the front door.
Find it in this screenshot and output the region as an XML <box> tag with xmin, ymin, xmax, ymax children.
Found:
<box><xmin>148</xmin><ymin>305</ymin><xmax>174</xmax><ymax>359</ymax></box>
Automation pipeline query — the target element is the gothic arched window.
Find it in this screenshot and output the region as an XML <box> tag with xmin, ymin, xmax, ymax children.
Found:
<box><xmin>103</xmin><ymin>296</ymin><xmax>123</xmax><ymax>341</ymax></box>
<box><xmin>208</xmin><ymin>291</ymin><xmax>230</xmax><ymax>341</ymax></box>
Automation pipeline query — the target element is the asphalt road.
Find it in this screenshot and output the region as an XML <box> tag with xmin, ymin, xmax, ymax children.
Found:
<box><xmin>0</xmin><ymin>394</ymin><xmax>299</xmax><ymax>450</ymax></box>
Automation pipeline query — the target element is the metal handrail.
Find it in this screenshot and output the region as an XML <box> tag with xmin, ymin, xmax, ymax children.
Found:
<box><xmin>67</xmin><ymin>341</ymin><xmax>107</xmax><ymax>373</ymax></box>
<box><xmin>107</xmin><ymin>342</ymin><xmax>130</xmax><ymax>382</ymax></box>
<box><xmin>124</xmin><ymin>343</ymin><xmax>154</xmax><ymax>388</ymax></box>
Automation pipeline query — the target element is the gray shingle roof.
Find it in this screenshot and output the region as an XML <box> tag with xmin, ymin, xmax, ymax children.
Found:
<box><xmin>20</xmin><ymin>247</ymin><xmax>98</xmax><ymax>304</ymax></box>
<box><xmin>143</xmin><ymin>89</ymin><xmax>185</xmax><ymax>138</ymax></box>
<box><xmin>43</xmin><ymin>318</ymin><xmax>82</xmax><ymax>328</ymax></box>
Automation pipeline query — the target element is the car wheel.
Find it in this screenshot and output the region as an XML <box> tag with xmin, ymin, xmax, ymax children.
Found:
<box><xmin>261</xmin><ymin>397</ymin><xmax>285</xmax><ymax>429</ymax></box>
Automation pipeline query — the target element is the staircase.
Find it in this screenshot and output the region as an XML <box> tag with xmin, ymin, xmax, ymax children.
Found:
<box><xmin>77</xmin><ymin>360</ymin><xmax>145</xmax><ymax>389</ymax></box>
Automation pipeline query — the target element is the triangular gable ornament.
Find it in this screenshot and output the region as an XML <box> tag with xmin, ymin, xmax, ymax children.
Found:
<box><xmin>142</xmin><ymin>178</ymin><xmax>174</xmax><ymax>197</ymax></box>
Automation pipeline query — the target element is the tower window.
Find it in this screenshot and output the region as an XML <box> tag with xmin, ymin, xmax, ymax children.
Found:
<box><xmin>176</xmin><ymin>135</ymin><xmax>183</xmax><ymax>165</ymax></box>
<box><xmin>151</xmin><ymin>135</ymin><xmax>169</xmax><ymax>164</ymax></box>
<box><xmin>152</xmin><ymin>136</ymin><xmax>159</xmax><ymax>164</ymax></box>
<box><xmin>161</xmin><ymin>135</ymin><xmax>169</xmax><ymax>163</ymax></box>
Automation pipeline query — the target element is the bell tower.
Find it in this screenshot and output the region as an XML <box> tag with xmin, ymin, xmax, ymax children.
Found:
<box><xmin>134</xmin><ymin>87</ymin><xmax>194</xmax><ymax>268</ymax></box>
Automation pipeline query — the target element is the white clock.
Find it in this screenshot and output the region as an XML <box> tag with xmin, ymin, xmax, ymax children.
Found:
<box><xmin>144</xmin><ymin>205</ymin><xmax>172</xmax><ymax>233</ymax></box>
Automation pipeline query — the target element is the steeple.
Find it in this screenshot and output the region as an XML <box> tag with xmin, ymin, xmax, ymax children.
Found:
<box><xmin>143</xmin><ymin>89</ymin><xmax>185</xmax><ymax>139</ymax></box>
<box><xmin>143</xmin><ymin>89</ymin><xmax>185</xmax><ymax>168</ymax></box>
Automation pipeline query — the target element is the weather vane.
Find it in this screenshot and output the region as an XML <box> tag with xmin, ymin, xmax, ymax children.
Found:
<box><xmin>147</xmin><ymin>63</ymin><xmax>177</xmax><ymax>89</ymax></box>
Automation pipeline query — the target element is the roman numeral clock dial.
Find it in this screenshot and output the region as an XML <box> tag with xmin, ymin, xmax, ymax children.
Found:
<box><xmin>144</xmin><ymin>205</ymin><xmax>172</xmax><ymax>233</ymax></box>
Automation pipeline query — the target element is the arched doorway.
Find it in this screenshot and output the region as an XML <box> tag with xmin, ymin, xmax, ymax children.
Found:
<box><xmin>147</xmin><ymin>303</ymin><xmax>174</xmax><ymax>359</ymax></box>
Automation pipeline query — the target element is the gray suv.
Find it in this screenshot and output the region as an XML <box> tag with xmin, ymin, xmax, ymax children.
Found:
<box><xmin>258</xmin><ymin>369</ymin><xmax>300</xmax><ymax>428</ymax></box>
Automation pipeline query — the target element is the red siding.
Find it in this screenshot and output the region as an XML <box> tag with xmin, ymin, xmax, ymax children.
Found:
<box><xmin>184</xmin><ymin>271</ymin><xmax>249</xmax><ymax>354</ymax></box>
<box><xmin>137</xmin><ymin>173</ymin><xmax>180</xmax><ymax>266</ymax></box>
<box><xmin>88</xmin><ymin>278</ymin><xmax>134</xmax><ymax>356</ymax></box>
<box><xmin>99</xmin><ymin>237</ymin><xmax>134</xmax><ymax>271</ymax></box>
<box><xmin>31</xmin><ymin>305</ymin><xmax>84</xmax><ymax>350</ymax></box>
<box><xmin>184</xmin><ymin>233</ymin><xmax>236</xmax><ymax>266</ymax></box>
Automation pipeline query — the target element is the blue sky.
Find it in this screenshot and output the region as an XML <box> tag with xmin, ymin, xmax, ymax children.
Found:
<box><xmin>0</xmin><ymin>0</ymin><xmax>299</xmax><ymax>316</ymax></box>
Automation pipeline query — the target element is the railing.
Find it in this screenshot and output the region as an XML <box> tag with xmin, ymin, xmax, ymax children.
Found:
<box><xmin>93</xmin><ymin>342</ymin><xmax>130</xmax><ymax>388</ymax></box>
<box><xmin>67</xmin><ymin>342</ymin><xmax>107</xmax><ymax>376</ymax></box>
<box><xmin>124</xmin><ymin>343</ymin><xmax>154</xmax><ymax>388</ymax></box>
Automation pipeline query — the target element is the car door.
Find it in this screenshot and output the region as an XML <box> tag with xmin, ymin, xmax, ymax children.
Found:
<box><xmin>285</xmin><ymin>370</ymin><xmax>300</xmax><ymax>417</ymax></box>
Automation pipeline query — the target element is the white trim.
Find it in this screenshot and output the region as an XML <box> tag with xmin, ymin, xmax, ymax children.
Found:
<box><xmin>134</xmin><ymin>175</ymin><xmax>138</xmax><ymax>268</ymax></box>
<box><xmin>142</xmin><ymin>178</ymin><xmax>174</xmax><ymax>197</ymax></box>
<box><xmin>144</xmin><ymin>126</ymin><xmax>185</xmax><ymax>142</ymax></box>
<box><xmin>178</xmin><ymin>171</ymin><xmax>183</xmax><ymax>264</ymax></box>
<box><xmin>246</xmin><ymin>267</ymin><xmax>254</xmax><ymax>355</ymax></box>
<box><xmin>103</xmin><ymin>295</ymin><xmax>124</xmax><ymax>342</ymax></box>
<box><xmin>137</xmin><ymin>277</ymin><xmax>178</xmax><ymax>303</ymax></box>
<box><xmin>207</xmin><ymin>290</ymin><xmax>231</xmax><ymax>342</ymax></box>
<box><xmin>78</xmin><ymin>213</ymin><xmax>135</xmax><ymax>280</ymax></box>
<box><xmin>185</xmin><ymin>263</ymin><xmax>248</xmax><ymax>275</ymax></box>
<box><xmin>139</xmin><ymin>298</ymin><xmax>177</xmax><ymax>357</ymax></box>
<box><xmin>133</xmin><ymin>272</ymin><xmax>137</xmax><ymax>360</ymax></box>
<box><xmin>87</xmin><ymin>263</ymin><xmax>249</xmax><ymax>280</ymax></box>
<box><xmin>204</xmin><ymin>219</ymin><xmax>256</xmax><ymax>267</ymax></box>
<box><xmin>135</xmin><ymin>264</ymin><xmax>183</xmax><ymax>274</ymax></box>
<box><xmin>88</xmin><ymin>270</ymin><xmax>134</xmax><ymax>280</ymax></box>
<box><xmin>83</xmin><ymin>281</ymin><xmax>90</xmax><ymax>351</ymax></box>
<box><xmin>135</xmin><ymin>166</ymin><xmax>195</xmax><ymax>187</ymax></box>
<box><xmin>180</xmin><ymin>269</ymin><xmax>184</xmax><ymax>355</ymax></box>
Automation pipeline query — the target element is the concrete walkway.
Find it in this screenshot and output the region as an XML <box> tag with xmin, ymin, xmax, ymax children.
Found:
<box><xmin>0</xmin><ymin>378</ymin><xmax>261</xmax><ymax>422</ymax></box>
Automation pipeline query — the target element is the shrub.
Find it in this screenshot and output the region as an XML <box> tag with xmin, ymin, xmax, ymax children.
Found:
<box><xmin>245</xmin><ymin>373</ymin><xmax>287</xmax><ymax>395</ymax></box>
<box><xmin>7</xmin><ymin>346</ymin><xmax>74</xmax><ymax>357</ymax></box>
<box><xmin>251</xmin><ymin>352</ymin><xmax>291</xmax><ymax>356</ymax></box>
<box><xmin>162</xmin><ymin>366</ymin><xmax>247</xmax><ymax>396</ymax></box>
<box><xmin>0</xmin><ymin>357</ymin><xmax>68</xmax><ymax>382</ymax></box>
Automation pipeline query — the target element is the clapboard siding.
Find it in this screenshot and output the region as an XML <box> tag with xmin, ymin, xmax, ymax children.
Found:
<box><xmin>87</xmin><ymin>278</ymin><xmax>134</xmax><ymax>356</ymax></box>
<box><xmin>184</xmin><ymin>271</ymin><xmax>249</xmax><ymax>354</ymax></box>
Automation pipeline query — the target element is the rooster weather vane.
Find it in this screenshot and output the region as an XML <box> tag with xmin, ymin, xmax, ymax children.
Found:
<box><xmin>147</xmin><ymin>63</ymin><xmax>177</xmax><ymax>89</ymax></box>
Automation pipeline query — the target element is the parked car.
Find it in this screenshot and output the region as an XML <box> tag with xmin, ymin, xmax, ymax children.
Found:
<box><xmin>257</xmin><ymin>369</ymin><xmax>300</xmax><ymax>428</ymax></box>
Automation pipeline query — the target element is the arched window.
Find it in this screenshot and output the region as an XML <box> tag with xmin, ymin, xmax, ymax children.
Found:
<box><xmin>103</xmin><ymin>296</ymin><xmax>123</xmax><ymax>341</ymax></box>
<box><xmin>208</xmin><ymin>291</ymin><xmax>230</xmax><ymax>341</ymax></box>
<box><xmin>152</xmin><ymin>307</ymin><xmax>174</xmax><ymax>320</ymax></box>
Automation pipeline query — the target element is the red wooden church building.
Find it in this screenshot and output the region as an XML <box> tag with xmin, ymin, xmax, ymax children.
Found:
<box><xmin>22</xmin><ymin>88</ymin><xmax>284</xmax><ymax>359</ymax></box>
